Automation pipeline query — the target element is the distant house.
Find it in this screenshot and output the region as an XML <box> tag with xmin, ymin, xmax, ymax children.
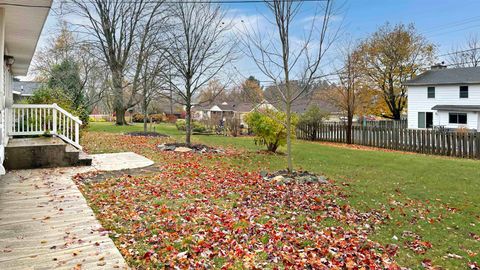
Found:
<box><xmin>405</xmin><ymin>64</ymin><xmax>480</xmax><ymax>130</ymax></box>
<box><xmin>12</xmin><ymin>81</ymin><xmax>42</xmax><ymax>102</ymax></box>
<box><xmin>287</xmin><ymin>96</ymin><xmax>346</xmax><ymax>122</ymax></box>
<box><xmin>264</xmin><ymin>81</ymin><xmax>345</xmax><ymax>121</ymax></box>
<box><xmin>192</xmin><ymin>100</ymin><xmax>275</xmax><ymax>126</ymax></box>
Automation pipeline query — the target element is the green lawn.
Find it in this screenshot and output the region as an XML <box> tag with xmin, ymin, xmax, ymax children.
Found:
<box><xmin>85</xmin><ymin>122</ymin><xmax>480</xmax><ymax>269</ymax></box>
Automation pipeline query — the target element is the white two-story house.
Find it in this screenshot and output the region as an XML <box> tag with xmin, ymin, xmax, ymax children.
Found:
<box><xmin>405</xmin><ymin>65</ymin><xmax>480</xmax><ymax>130</ymax></box>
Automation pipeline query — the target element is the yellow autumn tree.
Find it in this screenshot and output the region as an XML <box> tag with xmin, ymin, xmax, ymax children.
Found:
<box><xmin>357</xmin><ymin>23</ymin><xmax>435</xmax><ymax>119</ymax></box>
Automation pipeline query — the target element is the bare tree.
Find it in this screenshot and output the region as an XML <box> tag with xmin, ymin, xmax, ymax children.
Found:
<box><xmin>162</xmin><ymin>2</ymin><xmax>235</xmax><ymax>145</ymax></box>
<box><xmin>32</xmin><ymin>21</ymin><xmax>107</xmax><ymax>110</ymax></box>
<box><xmin>325</xmin><ymin>45</ymin><xmax>365</xmax><ymax>144</ymax></box>
<box><xmin>448</xmin><ymin>34</ymin><xmax>480</xmax><ymax>68</ymax></box>
<box><xmin>138</xmin><ymin>48</ymin><xmax>168</xmax><ymax>132</ymax></box>
<box><xmin>33</xmin><ymin>20</ymin><xmax>77</xmax><ymax>78</ymax></box>
<box><xmin>241</xmin><ymin>0</ymin><xmax>338</xmax><ymax>172</ymax></box>
<box><xmin>196</xmin><ymin>79</ymin><xmax>229</xmax><ymax>105</ymax></box>
<box><xmin>66</xmin><ymin>0</ymin><xmax>165</xmax><ymax>125</ymax></box>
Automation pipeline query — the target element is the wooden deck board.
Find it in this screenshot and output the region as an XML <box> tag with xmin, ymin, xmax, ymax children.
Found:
<box><xmin>0</xmin><ymin>167</ymin><xmax>129</xmax><ymax>269</ymax></box>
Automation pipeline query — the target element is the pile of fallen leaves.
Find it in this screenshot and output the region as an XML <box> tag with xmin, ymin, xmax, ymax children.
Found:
<box><xmin>74</xmin><ymin>147</ymin><xmax>405</xmax><ymax>269</ymax></box>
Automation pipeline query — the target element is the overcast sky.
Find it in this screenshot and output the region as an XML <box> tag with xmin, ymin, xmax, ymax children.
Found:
<box><xmin>31</xmin><ymin>0</ymin><xmax>480</xmax><ymax>85</ymax></box>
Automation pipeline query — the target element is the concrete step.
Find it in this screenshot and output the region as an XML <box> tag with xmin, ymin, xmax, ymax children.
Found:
<box><xmin>5</xmin><ymin>137</ymin><xmax>91</xmax><ymax>170</ymax></box>
<box><xmin>65</xmin><ymin>145</ymin><xmax>92</xmax><ymax>166</ymax></box>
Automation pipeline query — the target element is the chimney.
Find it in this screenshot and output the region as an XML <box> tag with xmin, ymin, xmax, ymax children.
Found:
<box><xmin>431</xmin><ymin>62</ymin><xmax>447</xmax><ymax>70</ymax></box>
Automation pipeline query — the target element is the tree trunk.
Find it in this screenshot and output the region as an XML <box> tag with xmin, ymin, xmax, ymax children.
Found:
<box><xmin>185</xmin><ymin>80</ymin><xmax>192</xmax><ymax>146</ymax></box>
<box><xmin>286</xmin><ymin>101</ymin><xmax>293</xmax><ymax>172</ymax></box>
<box><xmin>393</xmin><ymin>109</ymin><xmax>401</xmax><ymax>120</ymax></box>
<box><xmin>143</xmin><ymin>97</ymin><xmax>148</xmax><ymax>132</ymax></box>
<box><xmin>112</xmin><ymin>70</ymin><xmax>126</xmax><ymax>125</ymax></box>
<box><xmin>143</xmin><ymin>113</ymin><xmax>148</xmax><ymax>133</ymax></box>
<box><xmin>115</xmin><ymin>108</ymin><xmax>126</xmax><ymax>126</ymax></box>
<box><xmin>346</xmin><ymin>113</ymin><xmax>353</xmax><ymax>144</ymax></box>
<box><xmin>185</xmin><ymin>104</ymin><xmax>192</xmax><ymax>145</ymax></box>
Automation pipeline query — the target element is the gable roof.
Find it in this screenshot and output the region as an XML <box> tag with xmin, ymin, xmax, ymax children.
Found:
<box><xmin>405</xmin><ymin>67</ymin><xmax>480</xmax><ymax>86</ymax></box>
<box><xmin>231</xmin><ymin>103</ymin><xmax>255</xmax><ymax>112</ymax></box>
<box><xmin>192</xmin><ymin>101</ymin><xmax>275</xmax><ymax>113</ymax></box>
<box><xmin>13</xmin><ymin>81</ymin><xmax>42</xmax><ymax>96</ymax></box>
<box><xmin>267</xmin><ymin>91</ymin><xmax>340</xmax><ymax>114</ymax></box>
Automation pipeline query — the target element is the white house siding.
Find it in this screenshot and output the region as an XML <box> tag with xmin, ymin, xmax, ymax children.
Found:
<box><xmin>0</xmin><ymin>8</ymin><xmax>6</xmax><ymax>174</ymax></box>
<box><xmin>435</xmin><ymin>111</ymin><xmax>478</xmax><ymax>129</ymax></box>
<box><xmin>408</xmin><ymin>84</ymin><xmax>480</xmax><ymax>129</ymax></box>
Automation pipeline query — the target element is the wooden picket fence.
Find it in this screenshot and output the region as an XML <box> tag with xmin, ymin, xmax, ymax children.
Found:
<box><xmin>297</xmin><ymin>123</ymin><xmax>480</xmax><ymax>159</ymax></box>
<box><xmin>355</xmin><ymin>119</ymin><xmax>408</xmax><ymax>129</ymax></box>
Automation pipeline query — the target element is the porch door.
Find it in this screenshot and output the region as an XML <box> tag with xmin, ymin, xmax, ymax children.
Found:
<box><xmin>426</xmin><ymin>112</ymin><xmax>433</xmax><ymax>129</ymax></box>
<box><xmin>418</xmin><ymin>112</ymin><xmax>433</xmax><ymax>129</ymax></box>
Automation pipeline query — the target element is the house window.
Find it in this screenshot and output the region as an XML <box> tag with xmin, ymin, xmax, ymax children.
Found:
<box><xmin>460</xmin><ymin>86</ymin><xmax>469</xmax><ymax>98</ymax></box>
<box><xmin>427</xmin><ymin>87</ymin><xmax>435</xmax><ymax>98</ymax></box>
<box><xmin>418</xmin><ymin>112</ymin><xmax>433</xmax><ymax>129</ymax></box>
<box><xmin>449</xmin><ymin>113</ymin><xmax>467</xmax><ymax>124</ymax></box>
<box><xmin>418</xmin><ymin>112</ymin><xmax>425</xmax><ymax>128</ymax></box>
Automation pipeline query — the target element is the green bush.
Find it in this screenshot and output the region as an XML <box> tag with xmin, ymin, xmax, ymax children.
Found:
<box><xmin>28</xmin><ymin>86</ymin><xmax>89</xmax><ymax>126</ymax></box>
<box><xmin>245</xmin><ymin>109</ymin><xmax>298</xmax><ymax>153</ymax></box>
<box><xmin>176</xmin><ymin>119</ymin><xmax>186</xmax><ymax>130</ymax></box>
<box><xmin>297</xmin><ymin>105</ymin><xmax>329</xmax><ymax>140</ymax></box>
<box><xmin>89</xmin><ymin>116</ymin><xmax>107</xmax><ymax>122</ymax></box>
<box><xmin>192</xmin><ymin>121</ymin><xmax>207</xmax><ymax>133</ymax></box>
<box><xmin>175</xmin><ymin>119</ymin><xmax>208</xmax><ymax>133</ymax></box>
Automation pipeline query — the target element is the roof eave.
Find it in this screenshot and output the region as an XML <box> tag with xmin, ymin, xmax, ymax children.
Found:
<box><xmin>4</xmin><ymin>0</ymin><xmax>53</xmax><ymax>76</ymax></box>
<box><xmin>406</xmin><ymin>82</ymin><xmax>480</xmax><ymax>86</ymax></box>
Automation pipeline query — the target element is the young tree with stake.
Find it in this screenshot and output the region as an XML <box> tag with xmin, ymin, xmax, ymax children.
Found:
<box><xmin>241</xmin><ymin>0</ymin><xmax>338</xmax><ymax>172</ymax></box>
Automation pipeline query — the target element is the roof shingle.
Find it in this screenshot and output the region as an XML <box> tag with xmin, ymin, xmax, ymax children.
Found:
<box><xmin>405</xmin><ymin>67</ymin><xmax>480</xmax><ymax>86</ymax></box>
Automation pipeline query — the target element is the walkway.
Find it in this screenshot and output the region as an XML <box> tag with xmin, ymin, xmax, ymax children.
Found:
<box><xmin>0</xmin><ymin>152</ymin><xmax>153</xmax><ymax>269</ymax></box>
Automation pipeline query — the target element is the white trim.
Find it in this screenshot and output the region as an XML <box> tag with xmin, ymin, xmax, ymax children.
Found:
<box><xmin>53</xmin><ymin>104</ymin><xmax>82</xmax><ymax>125</ymax></box>
<box><xmin>9</xmin><ymin>103</ymin><xmax>83</xmax><ymax>149</ymax></box>
<box><xmin>12</xmin><ymin>104</ymin><xmax>54</xmax><ymax>108</ymax></box>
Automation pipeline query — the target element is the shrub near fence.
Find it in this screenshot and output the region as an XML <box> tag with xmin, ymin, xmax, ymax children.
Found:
<box><xmin>297</xmin><ymin>123</ymin><xmax>480</xmax><ymax>159</ymax></box>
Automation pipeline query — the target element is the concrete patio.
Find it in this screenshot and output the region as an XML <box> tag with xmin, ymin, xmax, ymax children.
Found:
<box><xmin>0</xmin><ymin>152</ymin><xmax>153</xmax><ymax>269</ymax></box>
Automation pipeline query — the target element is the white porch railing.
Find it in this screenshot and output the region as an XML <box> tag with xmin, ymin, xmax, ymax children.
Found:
<box><xmin>9</xmin><ymin>104</ymin><xmax>82</xmax><ymax>149</ymax></box>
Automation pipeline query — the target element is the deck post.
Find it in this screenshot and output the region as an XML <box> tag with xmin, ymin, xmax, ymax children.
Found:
<box><xmin>75</xmin><ymin>123</ymin><xmax>79</xmax><ymax>145</ymax></box>
<box><xmin>52</xmin><ymin>104</ymin><xmax>57</xmax><ymax>135</ymax></box>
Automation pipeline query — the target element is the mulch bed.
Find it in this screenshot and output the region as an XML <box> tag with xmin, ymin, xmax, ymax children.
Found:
<box><xmin>158</xmin><ymin>142</ymin><xmax>224</xmax><ymax>153</ymax></box>
<box><xmin>262</xmin><ymin>170</ymin><xmax>329</xmax><ymax>184</ymax></box>
<box><xmin>125</xmin><ymin>131</ymin><xmax>169</xmax><ymax>137</ymax></box>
